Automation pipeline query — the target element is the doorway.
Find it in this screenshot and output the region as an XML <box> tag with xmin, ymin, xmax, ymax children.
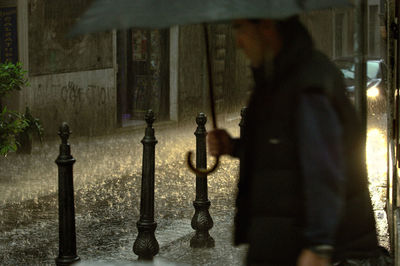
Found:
<box><xmin>117</xmin><ymin>28</ymin><xmax>170</xmax><ymax>127</ymax></box>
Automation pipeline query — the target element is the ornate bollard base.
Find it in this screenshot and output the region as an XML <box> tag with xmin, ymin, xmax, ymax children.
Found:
<box><xmin>190</xmin><ymin>231</ymin><xmax>215</xmax><ymax>248</ymax></box>
<box><xmin>55</xmin><ymin>255</ymin><xmax>80</xmax><ymax>266</ymax></box>
<box><xmin>133</xmin><ymin>221</ymin><xmax>159</xmax><ymax>260</ymax></box>
<box><xmin>190</xmin><ymin>200</ymin><xmax>214</xmax><ymax>248</ymax></box>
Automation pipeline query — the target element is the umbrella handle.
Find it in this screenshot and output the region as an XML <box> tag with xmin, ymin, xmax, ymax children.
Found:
<box><xmin>186</xmin><ymin>151</ymin><xmax>220</xmax><ymax>177</ymax></box>
<box><xmin>186</xmin><ymin>23</ymin><xmax>219</xmax><ymax>176</ymax></box>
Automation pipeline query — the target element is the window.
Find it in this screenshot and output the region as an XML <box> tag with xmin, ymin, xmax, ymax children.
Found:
<box><xmin>369</xmin><ymin>5</ymin><xmax>378</xmax><ymax>56</ymax></box>
<box><xmin>0</xmin><ymin>6</ymin><xmax>18</xmax><ymax>63</ymax></box>
<box><xmin>335</xmin><ymin>13</ymin><xmax>344</xmax><ymax>57</ymax></box>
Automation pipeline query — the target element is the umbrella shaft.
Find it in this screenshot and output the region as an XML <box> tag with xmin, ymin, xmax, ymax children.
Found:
<box><xmin>203</xmin><ymin>23</ymin><xmax>218</xmax><ymax>129</ymax></box>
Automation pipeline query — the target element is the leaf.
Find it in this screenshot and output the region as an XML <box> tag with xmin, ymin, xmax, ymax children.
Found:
<box><xmin>10</xmin><ymin>142</ymin><xmax>17</xmax><ymax>151</ymax></box>
<box><xmin>0</xmin><ymin>62</ymin><xmax>39</xmax><ymax>154</ymax></box>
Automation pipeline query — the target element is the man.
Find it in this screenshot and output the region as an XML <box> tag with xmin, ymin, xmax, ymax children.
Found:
<box><xmin>208</xmin><ymin>17</ymin><xmax>389</xmax><ymax>265</ymax></box>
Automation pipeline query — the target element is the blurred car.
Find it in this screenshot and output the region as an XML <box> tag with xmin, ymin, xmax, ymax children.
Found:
<box><xmin>333</xmin><ymin>57</ymin><xmax>387</xmax><ymax>114</ymax></box>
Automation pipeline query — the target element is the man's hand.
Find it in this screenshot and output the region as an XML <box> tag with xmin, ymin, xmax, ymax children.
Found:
<box><xmin>207</xmin><ymin>129</ymin><xmax>234</xmax><ymax>156</ymax></box>
<box><xmin>297</xmin><ymin>249</ymin><xmax>331</xmax><ymax>266</ymax></box>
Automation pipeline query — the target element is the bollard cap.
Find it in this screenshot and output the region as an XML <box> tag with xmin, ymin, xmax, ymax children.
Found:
<box><xmin>55</xmin><ymin>122</ymin><xmax>75</xmax><ymax>163</ymax></box>
<box><xmin>196</xmin><ymin>113</ymin><xmax>207</xmax><ymax>126</ymax></box>
<box><xmin>58</xmin><ymin>122</ymin><xmax>71</xmax><ymax>144</ymax></box>
<box><xmin>145</xmin><ymin>110</ymin><xmax>156</xmax><ymax>127</ymax></box>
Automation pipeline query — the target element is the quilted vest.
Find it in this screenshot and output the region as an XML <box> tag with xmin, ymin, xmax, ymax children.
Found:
<box><xmin>234</xmin><ymin>49</ymin><xmax>379</xmax><ymax>262</ymax></box>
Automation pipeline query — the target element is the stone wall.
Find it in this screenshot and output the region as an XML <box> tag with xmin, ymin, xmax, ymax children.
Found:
<box><xmin>25</xmin><ymin>0</ymin><xmax>116</xmax><ymax>138</ymax></box>
<box><xmin>177</xmin><ymin>24</ymin><xmax>251</xmax><ymax>124</ymax></box>
<box><xmin>29</xmin><ymin>69</ymin><xmax>116</xmax><ymax>138</ymax></box>
<box><xmin>178</xmin><ymin>24</ymin><xmax>208</xmax><ymax>122</ymax></box>
<box><xmin>301</xmin><ymin>11</ymin><xmax>334</xmax><ymax>58</ymax></box>
<box><xmin>28</xmin><ymin>0</ymin><xmax>113</xmax><ymax>75</ymax></box>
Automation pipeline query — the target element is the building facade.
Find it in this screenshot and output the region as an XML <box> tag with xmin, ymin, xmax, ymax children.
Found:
<box><xmin>0</xmin><ymin>0</ymin><xmax>385</xmax><ymax>138</ymax></box>
<box><xmin>1</xmin><ymin>0</ymin><xmax>250</xmax><ymax>138</ymax></box>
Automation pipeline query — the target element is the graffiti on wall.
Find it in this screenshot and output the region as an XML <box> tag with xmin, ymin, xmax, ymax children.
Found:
<box><xmin>34</xmin><ymin>81</ymin><xmax>115</xmax><ymax>114</ymax></box>
<box><xmin>61</xmin><ymin>82</ymin><xmax>113</xmax><ymax>107</ymax></box>
<box><xmin>61</xmin><ymin>82</ymin><xmax>82</xmax><ymax>105</ymax></box>
<box><xmin>30</xmin><ymin>68</ymin><xmax>116</xmax><ymax>136</ymax></box>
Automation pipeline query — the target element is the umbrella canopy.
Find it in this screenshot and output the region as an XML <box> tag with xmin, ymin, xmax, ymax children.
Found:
<box><xmin>71</xmin><ymin>0</ymin><xmax>351</xmax><ymax>35</ymax></box>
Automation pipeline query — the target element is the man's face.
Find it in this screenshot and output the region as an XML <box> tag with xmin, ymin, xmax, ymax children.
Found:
<box><xmin>232</xmin><ymin>19</ymin><xmax>280</xmax><ymax>67</ymax></box>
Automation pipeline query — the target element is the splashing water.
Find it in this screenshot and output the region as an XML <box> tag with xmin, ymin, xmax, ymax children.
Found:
<box><xmin>0</xmin><ymin>118</ymin><xmax>242</xmax><ymax>264</ymax></box>
<box><xmin>366</xmin><ymin>115</ymin><xmax>389</xmax><ymax>250</ymax></box>
<box><xmin>0</xmin><ymin>114</ymin><xmax>390</xmax><ymax>264</ymax></box>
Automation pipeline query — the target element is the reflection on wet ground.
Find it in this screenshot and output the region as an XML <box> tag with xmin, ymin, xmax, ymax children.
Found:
<box><xmin>367</xmin><ymin>114</ymin><xmax>389</xmax><ymax>250</ymax></box>
<box><xmin>0</xmin><ymin>114</ymin><xmax>390</xmax><ymax>265</ymax></box>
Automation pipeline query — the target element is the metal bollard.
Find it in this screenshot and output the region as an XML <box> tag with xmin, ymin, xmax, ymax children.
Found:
<box><xmin>133</xmin><ymin>110</ymin><xmax>159</xmax><ymax>260</ymax></box>
<box><xmin>239</xmin><ymin>107</ymin><xmax>247</xmax><ymax>138</ymax></box>
<box><xmin>190</xmin><ymin>113</ymin><xmax>215</xmax><ymax>248</ymax></box>
<box><xmin>55</xmin><ymin>123</ymin><xmax>80</xmax><ymax>266</ymax></box>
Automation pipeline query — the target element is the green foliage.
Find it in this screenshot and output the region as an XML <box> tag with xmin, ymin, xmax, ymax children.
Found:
<box><xmin>19</xmin><ymin>107</ymin><xmax>44</xmax><ymax>142</ymax></box>
<box><xmin>0</xmin><ymin>62</ymin><xmax>42</xmax><ymax>156</ymax></box>
<box><xmin>0</xmin><ymin>62</ymin><xmax>29</xmax><ymax>99</ymax></box>
<box><xmin>0</xmin><ymin>106</ymin><xmax>29</xmax><ymax>156</ymax></box>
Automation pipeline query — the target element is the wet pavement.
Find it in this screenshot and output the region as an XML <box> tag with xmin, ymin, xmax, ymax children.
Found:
<box><xmin>0</xmin><ymin>113</ymin><xmax>390</xmax><ymax>265</ymax></box>
<box><xmin>366</xmin><ymin>114</ymin><xmax>389</xmax><ymax>250</ymax></box>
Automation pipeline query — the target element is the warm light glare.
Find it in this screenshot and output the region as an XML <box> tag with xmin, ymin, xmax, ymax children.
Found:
<box><xmin>367</xmin><ymin>87</ymin><xmax>380</xmax><ymax>98</ymax></box>
<box><xmin>366</xmin><ymin>128</ymin><xmax>387</xmax><ymax>183</ymax></box>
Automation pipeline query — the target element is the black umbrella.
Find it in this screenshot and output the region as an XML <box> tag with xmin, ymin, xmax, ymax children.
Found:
<box><xmin>71</xmin><ymin>0</ymin><xmax>351</xmax><ymax>176</ymax></box>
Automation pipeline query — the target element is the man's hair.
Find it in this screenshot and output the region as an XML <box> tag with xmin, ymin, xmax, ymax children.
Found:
<box><xmin>248</xmin><ymin>19</ymin><xmax>261</xmax><ymax>24</ymax></box>
<box><xmin>246</xmin><ymin>16</ymin><xmax>312</xmax><ymax>48</ymax></box>
<box><xmin>276</xmin><ymin>15</ymin><xmax>301</xmax><ymax>30</ymax></box>
<box><xmin>276</xmin><ymin>15</ymin><xmax>314</xmax><ymax>49</ymax></box>
<box><xmin>247</xmin><ymin>15</ymin><xmax>300</xmax><ymax>25</ymax></box>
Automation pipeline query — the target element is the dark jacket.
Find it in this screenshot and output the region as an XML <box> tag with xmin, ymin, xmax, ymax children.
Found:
<box><xmin>233</xmin><ymin>17</ymin><xmax>379</xmax><ymax>264</ymax></box>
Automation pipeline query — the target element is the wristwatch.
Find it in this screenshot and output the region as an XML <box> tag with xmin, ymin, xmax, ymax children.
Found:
<box><xmin>308</xmin><ymin>245</ymin><xmax>334</xmax><ymax>259</ymax></box>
